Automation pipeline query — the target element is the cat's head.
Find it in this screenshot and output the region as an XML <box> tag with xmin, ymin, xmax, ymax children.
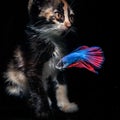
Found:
<box><xmin>28</xmin><ymin>0</ymin><xmax>75</xmax><ymax>35</ymax></box>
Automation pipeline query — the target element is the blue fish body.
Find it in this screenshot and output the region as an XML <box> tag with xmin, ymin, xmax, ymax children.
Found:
<box><xmin>56</xmin><ymin>46</ymin><xmax>104</xmax><ymax>73</ymax></box>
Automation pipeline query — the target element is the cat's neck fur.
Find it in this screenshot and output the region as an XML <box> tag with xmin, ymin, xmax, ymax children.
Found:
<box><xmin>29</xmin><ymin>25</ymin><xmax>67</xmax><ymax>55</ymax></box>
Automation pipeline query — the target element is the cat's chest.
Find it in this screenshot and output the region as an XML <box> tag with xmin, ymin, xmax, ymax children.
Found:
<box><xmin>42</xmin><ymin>45</ymin><xmax>65</xmax><ymax>78</ymax></box>
<box><xmin>53</xmin><ymin>45</ymin><xmax>64</xmax><ymax>59</ymax></box>
<box><xmin>49</xmin><ymin>45</ymin><xmax>64</xmax><ymax>69</ymax></box>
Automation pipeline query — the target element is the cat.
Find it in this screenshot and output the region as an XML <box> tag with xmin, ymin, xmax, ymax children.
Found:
<box><xmin>4</xmin><ymin>0</ymin><xmax>79</xmax><ymax>118</ymax></box>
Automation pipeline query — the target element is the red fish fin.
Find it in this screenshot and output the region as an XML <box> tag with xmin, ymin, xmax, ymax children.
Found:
<box><xmin>72</xmin><ymin>45</ymin><xmax>89</xmax><ymax>52</ymax></box>
<box><xmin>68</xmin><ymin>60</ymin><xmax>97</xmax><ymax>73</ymax></box>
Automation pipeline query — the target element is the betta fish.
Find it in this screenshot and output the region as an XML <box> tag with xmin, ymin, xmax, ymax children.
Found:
<box><xmin>56</xmin><ymin>46</ymin><xmax>104</xmax><ymax>74</ymax></box>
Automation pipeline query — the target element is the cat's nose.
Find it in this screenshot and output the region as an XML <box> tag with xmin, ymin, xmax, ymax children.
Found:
<box><xmin>64</xmin><ymin>21</ymin><xmax>71</xmax><ymax>28</ymax></box>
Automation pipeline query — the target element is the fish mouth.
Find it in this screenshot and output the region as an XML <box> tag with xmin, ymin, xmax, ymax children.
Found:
<box><xmin>56</xmin><ymin>60</ymin><xmax>66</xmax><ymax>70</ymax></box>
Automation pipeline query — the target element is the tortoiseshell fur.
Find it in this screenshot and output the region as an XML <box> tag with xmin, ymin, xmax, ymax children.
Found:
<box><xmin>4</xmin><ymin>0</ymin><xmax>78</xmax><ymax>118</ymax></box>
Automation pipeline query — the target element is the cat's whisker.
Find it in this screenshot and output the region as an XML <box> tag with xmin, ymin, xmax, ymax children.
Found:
<box><xmin>32</xmin><ymin>19</ymin><xmax>48</xmax><ymax>25</ymax></box>
<box><xmin>61</xmin><ymin>27</ymin><xmax>74</xmax><ymax>38</ymax></box>
<box><xmin>40</xmin><ymin>28</ymin><xmax>56</xmax><ymax>33</ymax></box>
<box><xmin>70</xmin><ymin>0</ymin><xmax>75</xmax><ymax>8</ymax></box>
<box><xmin>70</xmin><ymin>26</ymin><xmax>77</xmax><ymax>33</ymax></box>
<box><xmin>39</xmin><ymin>26</ymin><xmax>61</xmax><ymax>34</ymax></box>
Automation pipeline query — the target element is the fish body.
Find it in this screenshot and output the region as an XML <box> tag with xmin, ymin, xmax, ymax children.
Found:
<box><xmin>56</xmin><ymin>46</ymin><xmax>104</xmax><ymax>73</ymax></box>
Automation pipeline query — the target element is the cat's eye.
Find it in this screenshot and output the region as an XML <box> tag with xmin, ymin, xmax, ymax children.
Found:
<box><xmin>55</xmin><ymin>12</ymin><xmax>64</xmax><ymax>21</ymax></box>
<box><xmin>69</xmin><ymin>15</ymin><xmax>74</xmax><ymax>23</ymax></box>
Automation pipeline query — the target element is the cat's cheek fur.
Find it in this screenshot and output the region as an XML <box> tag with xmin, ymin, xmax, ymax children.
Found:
<box><xmin>55</xmin><ymin>23</ymin><xmax>68</xmax><ymax>31</ymax></box>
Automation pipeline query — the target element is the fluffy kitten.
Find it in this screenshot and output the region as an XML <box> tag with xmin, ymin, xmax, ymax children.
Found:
<box><xmin>4</xmin><ymin>0</ymin><xmax>78</xmax><ymax>117</ymax></box>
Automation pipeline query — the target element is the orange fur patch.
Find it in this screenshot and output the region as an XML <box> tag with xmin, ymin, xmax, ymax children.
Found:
<box><xmin>39</xmin><ymin>7</ymin><xmax>54</xmax><ymax>20</ymax></box>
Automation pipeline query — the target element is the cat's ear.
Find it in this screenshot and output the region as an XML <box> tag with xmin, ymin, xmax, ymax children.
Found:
<box><xmin>27</xmin><ymin>0</ymin><xmax>54</xmax><ymax>22</ymax></box>
<box><xmin>28</xmin><ymin>0</ymin><xmax>54</xmax><ymax>12</ymax></box>
<box><xmin>28</xmin><ymin>0</ymin><xmax>43</xmax><ymax>12</ymax></box>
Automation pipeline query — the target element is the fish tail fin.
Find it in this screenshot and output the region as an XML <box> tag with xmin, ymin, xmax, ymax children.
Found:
<box><xmin>68</xmin><ymin>46</ymin><xmax>105</xmax><ymax>73</ymax></box>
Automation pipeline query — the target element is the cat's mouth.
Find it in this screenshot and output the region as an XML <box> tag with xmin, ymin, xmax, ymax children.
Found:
<box><xmin>56</xmin><ymin>23</ymin><xmax>71</xmax><ymax>30</ymax></box>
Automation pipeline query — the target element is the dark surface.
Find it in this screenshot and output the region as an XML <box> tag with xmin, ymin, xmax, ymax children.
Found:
<box><xmin>0</xmin><ymin>0</ymin><xmax>116</xmax><ymax>120</ymax></box>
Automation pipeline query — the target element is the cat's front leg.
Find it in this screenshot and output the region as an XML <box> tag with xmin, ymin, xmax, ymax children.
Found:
<box><xmin>27</xmin><ymin>74</ymin><xmax>51</xmax><ymax>118</ymax></box>
<box><xmin>54</xmin><ymin>73</ymin><xmax>79</xmax><ymax>113</ymax></box>
<box><xmin>56</xmin><ymin>84</ymin><xmax>79</xmax><ymax>113</ymax></box>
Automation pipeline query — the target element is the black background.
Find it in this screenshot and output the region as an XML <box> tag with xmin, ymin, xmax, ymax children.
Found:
<box><xmin>0</xmin><ymin>0</ymin><xmax>116</xmax><ymax>120</ymax></box>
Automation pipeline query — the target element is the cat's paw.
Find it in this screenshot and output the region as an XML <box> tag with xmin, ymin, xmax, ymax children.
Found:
<box><xmin>58</xmin><ymin>102</ymin><xmax>79</xmax><ymax>113</ymax></box>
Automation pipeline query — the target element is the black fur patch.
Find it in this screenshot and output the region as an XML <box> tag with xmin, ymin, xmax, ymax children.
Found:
<box><xmin>57</xmin><ymin>2</ymin><xmax>64</xmax><ymax>14</ymax></box>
